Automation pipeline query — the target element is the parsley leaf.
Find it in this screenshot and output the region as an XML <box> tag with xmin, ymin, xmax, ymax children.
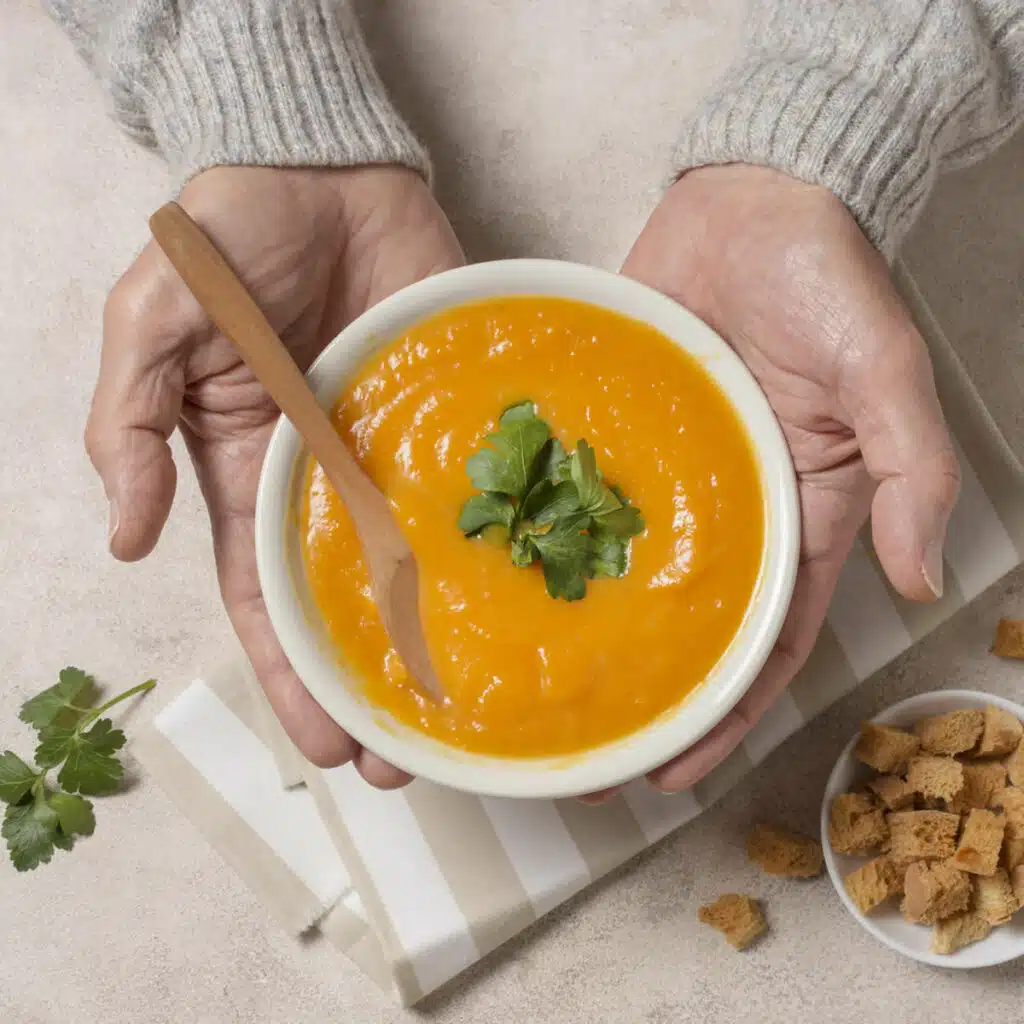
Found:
<box><xmin>19</xmin><ymin>667</ymin><xmax>93</xmax><ymax>730</ymax></box>
<box><xmin>38</xmin><ymin>719</ymin><xmax>126</xmax><ymax>796</ymax></box>
<box><xmin>0</xmin><ymin>752</ymin><xmax>39</xmax><ymax>804</ymax></box>
<box><xmin>458</xmin><ymin>402</ymin><xmax>644</xmax><ymax>600</ymax></box>
<box><xmin>3</xmin><ymin>797</ymin><xmax>60</xmax><ymax>872</ymax></box>
<box><xmin>48</xmin><ymin>792</ymin><xmax>96</xmax><ymax>837</ymax></box>
<box><xmin>465</xmin><ymin>403</ymin><xmax>550</xmax><ymax>496</ymax></box>
<box><xmin>457</xmin><ymin>493</ymin><xmax>515</xmax><ymax>536</ymax></box>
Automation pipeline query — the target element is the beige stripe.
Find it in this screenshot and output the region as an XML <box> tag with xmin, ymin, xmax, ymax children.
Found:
<box><xmin>788</xmin><ymin>620</ymin><xmax>860</xmax><ymax>722</ymax></box>
<box><xmin>133</xmin><ymin>726</ymin><xmax>322</xmax><ymax>935</ymax></box>
<box><xmin>895</xmin><ymin>262</ymin><xmax>1024</xmax><ymax>552</ymax></box>
<box><xmin>690</xmin><ymin>744</ymin><xmax>754</xmax><ymax>810</ymax></box>
<box><xmin>301</xmin><ymin>768</ymin><xmax>422</xmax><ymax>1005</ymax></box>
<box><xmin>856</xmin><ymin>525</ymin><xmax>966</xmax><ymax>642</ymax></box>
<box><xmin>319</xmin><ymin>902</ymin><xmax>396</xmax><ymax>995</ymax></box>
<box><xmin>554</xmin><ymin>797</ymin><xmax>648</xmax><ymax>880</ymax></box>
<box><xmin>403</xmin><ymin>786</ymin><xmax>536</xmax><ymax>954</ymax></box>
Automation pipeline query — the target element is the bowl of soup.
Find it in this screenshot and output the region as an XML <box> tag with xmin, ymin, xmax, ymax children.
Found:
<box><xmin>255</xmin><ymin>260</ymin><xmax>799</xmax><ymax>798</ymax></box>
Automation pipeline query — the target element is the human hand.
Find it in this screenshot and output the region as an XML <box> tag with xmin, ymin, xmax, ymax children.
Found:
<box><xmin>86</xmin><ymin>165</ymin><xmax>464</xmax><ymax>785</ymax></box>
<box><xmin>612</xmin><ymin>164</ymin><xmax>960</xmax><ymax>796</ymax></box>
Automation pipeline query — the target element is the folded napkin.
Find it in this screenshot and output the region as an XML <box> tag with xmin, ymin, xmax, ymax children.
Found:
<box><xmin>134</xmin><ymin>264</ymin><xmax>1024</xmax><ymax>1006</ymax></box>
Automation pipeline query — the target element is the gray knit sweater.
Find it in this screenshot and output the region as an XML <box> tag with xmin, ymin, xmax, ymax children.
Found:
<box><xmin>49</xmin><ymin>0</ymin><xmax>1023</xmax><ymax>257</ymax></box>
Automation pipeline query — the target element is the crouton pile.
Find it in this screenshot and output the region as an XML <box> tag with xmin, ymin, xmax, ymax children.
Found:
<box><xmin>831</xmin><ymin>705</ymin><xmax>1024</xmax><ymax>954</ymax></box>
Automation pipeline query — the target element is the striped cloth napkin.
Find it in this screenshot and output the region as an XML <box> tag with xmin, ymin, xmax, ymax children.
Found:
<box><xmin>134</xmin><ymin>264</ymin><xmax>1024</xmax><ymax>1005</ymax></box>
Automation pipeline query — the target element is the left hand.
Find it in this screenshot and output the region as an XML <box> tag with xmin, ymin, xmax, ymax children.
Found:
<box><xmin>590</xmin><ymin>164</ymin><xmax>960</xmax><ymax>799</ymax></box>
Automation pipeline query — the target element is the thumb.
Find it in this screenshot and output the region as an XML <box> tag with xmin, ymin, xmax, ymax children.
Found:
<box><xmin>843</xmin><ymin>317</ymin><xmax>960</xmax><ymax>602</ymax></box>
<box><xmin>85</xmin><ymin>250</ymin><xmax>190</xmax><ymax>560</ymax></box>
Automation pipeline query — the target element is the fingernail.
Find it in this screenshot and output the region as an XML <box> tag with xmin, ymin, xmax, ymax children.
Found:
<box><xmin>922</xmin><ymin>540</ymin><xmax>944</xmax><ymax>599</ymax></box>
<box><xmin>107</xmin><ymin>499</ymin><xmax>120</xmax><ymax>547</ymax></box>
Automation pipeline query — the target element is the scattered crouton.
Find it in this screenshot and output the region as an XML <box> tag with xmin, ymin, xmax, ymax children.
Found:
<box><xmin>1007</xmin><ymin>740</ymin><xmax>1024</xmax><ymax>788</ymax></box>
<box><xmin>902</xmin><ymin>860</ymin><xmax>972</xmax><ymax>925</ymax></box>
<box><xmin>856</xmin><ymin>722</ymin><xmax>921</xmax><ymax>773</ymax></box>
<box><xmin>975</xmin><ymin>705</ymin><xmax>1024</xmax><ymax>758</ymax></box>
<box><xmin>948</xmin><ymin>762</ymin><xmax>1007</xmax><ymax>814</ymax></box>
<box><xmin>1003</xmin><ymin>837</ymin><xmax>1024</xmax><ymax>872</ymax></box>
<box><xmin>746</xmin><ymin>824</ymin><xmax>823</xmax><ymax>878</ymax></box>
<box><xmin>914</xmin><ymin>710</ymin><xmax>984</xmax><ymax>756</ymax></box>
<box><xmin>906</xmin><ymin>756</ymin><xmax>964</xmax><ymax>803</ymax></box>
<box><xmin>887</xmin><ymin>810</ymin><xmax>960</xmax><ymax>861</ymax></box>
<box><xmin>973</xmin><ymin>869</ymin><xmax>1018</xmax><ymax>925</ymax></box>
<box><xmin>698</xmin><ymin>894</ymin><xmax>766</xmax><ymax>950</ymax></box>
<box><xmin>990</xmin><ymin>786</ymin><xmax>1024</xmax><ymax>839</ymax></box>
<box><xmin>829</xmin><ymin>793</ymin><xmax>889</xmax><ymax>855</ymax></box>
<box><xmin>953</xmin><ymin>809</ymin><xmax>1006</xmax><ymax>876</ymax></box>
<box><xmin>867</xmin><ymin>774</ymin><xmax>917</xmax><ymax>811</ymax></box>
<box><xmin>843</xmin><ymin>857</ymin><xmax>903</xmax><ymax>915</ymax></box>
<box><xmin>931</xmin><ymin>912</ymin><xmax>992</xmax><ymax>955</ymax></box>
<box><xmin>991</xmin><ymin>619</ymin><xmax>1024</xmax><ymax>659</ymax></box>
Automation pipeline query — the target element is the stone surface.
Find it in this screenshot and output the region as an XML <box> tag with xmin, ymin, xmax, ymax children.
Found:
<box><xmin>1</xmin><ymin>2</ymin><xmax>1022</xmax><ymax>1021</ymax></box>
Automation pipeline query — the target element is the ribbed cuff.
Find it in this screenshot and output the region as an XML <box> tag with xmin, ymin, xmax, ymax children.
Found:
<box><xmin>136</xmin><ymin>1</ymin><xmax>431</xmax><ymax>187</ymax></box>
<box><xmin>675</xmin><ymin>59</ymin><xmax>945</xmax><ymax>260</ymax></box>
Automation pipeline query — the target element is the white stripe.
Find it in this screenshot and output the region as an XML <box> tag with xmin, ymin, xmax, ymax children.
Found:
<box><xmin>155</xmin><ymin>681</ymin><xmax>349</xmax><ymax>907</ymax></box>
<box><xmin>827</xmin><ymin>537</ymin><xmax>913</xmax><ymax>681</ymax></box>
<box><xmin>944</xmin><ymin>438</ymin><xmax>1020</xmax><ymax>601</ymax></box>
<box><xmin>620</xmin><ymin>780</ymin><xmax>700</xmax><ymax>843</ymax></box>
<box><xmin>478</xmin><ymin>797</ymin><xmax>589</xmax><ymax>915</ymax></box>
<box><xmin>742</xmin><ymin>690</ymin><xmax>806</xmax><ymax>765</ymax></box>
<box><xmin>320</xmin><ymin>769</ymin><xmax>478</xmax><ymax>995</ymax></box>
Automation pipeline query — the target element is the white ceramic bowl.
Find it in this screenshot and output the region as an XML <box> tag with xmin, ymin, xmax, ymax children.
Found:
<box><xmin>255</xmin><ymin>259</ymin><xmax>799</xmax><ymax>798</ymax></box>
<box><xmin>821</xmin><ymin>690</ymin><xmax>1024</xmax><ymax>968</ymax></box>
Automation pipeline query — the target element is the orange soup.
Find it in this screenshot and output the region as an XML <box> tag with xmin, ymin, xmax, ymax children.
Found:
<box><xmin>301</xmin><ymin>297</ymin><xmax>763</xmax><ymax>757</ymax></box>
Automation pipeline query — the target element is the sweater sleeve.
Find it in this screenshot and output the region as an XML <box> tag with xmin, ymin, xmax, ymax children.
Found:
<box><xmin>675</xmin><ymin>1</ymin><xmax>1024</xmax><ymax>258</ymax></box>
<box><xmin>46</xmin><ymin>0</ymin><xmax>430</xmax><ymax>187</ymax></box>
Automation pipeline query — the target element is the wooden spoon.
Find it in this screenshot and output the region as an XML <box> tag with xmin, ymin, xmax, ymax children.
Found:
<box><xmin>149</xmin><ymin>201</ymin><xmax>444</xmax><ymax>700</ymax></box>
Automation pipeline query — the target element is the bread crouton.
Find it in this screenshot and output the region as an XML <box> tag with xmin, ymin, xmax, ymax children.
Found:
<box><xmin>1007</xmin><ymin>740</ymin><xmax>1024</xmax><ymax>788</ymax></box>
<box><xmin>1011</xmin><ymin>865</ymin><xmax>1024</xmax><ymax>908</ymax></box>
<box><xmin>914</xmin><ymin>710</ymin><xmax>984</xmax><ymax>756</ymax></box>
<box><xmin>990</xmin><ymin>786</ymin><xmax>1024</xmax><ymax>839</ymax></box>
<box><xmin>973</xmin><ymin>869</ymin><xmax>1018</xmax><ymax>925</ymax></box>
<box><xmin>829</xmin><ymin>793</ymin><xmax>889</xmax><ymax>855</ymax></box>
<box><xmin>1003</xmin><ymin>836</ymin><xmax>1024</xmax><ymax>872</ymax></box>
<box><xmin>953</xmin><ymin>809</ymin><xmax>1005</xmax><ymax>875</ymax></box>
<box><xmin>867</xmin><ymin>774</ymin><xmax>916</xmax><ymax>811</ymax></box>
<box><xmin>947</xmin><ymin>762</ymin><xmax>1007</xmax><ymax>814</ymax></box>
<box><xmin>745</xmin><ymin>824</ymin><xmax>823</xmax><ymax>878</ymax></box>
<box><xmin>698</xmin><ymin>894</ymin><xmax>766</xmax><ymax>950</ymax></box>
<box><xmin>844</xmin><ymin>857</ymin><xmax>903</xmax><ymax>915</ymax></box>
<box><xmin>931</xmin><ymin>912</ymin><xmax>992</xmax><ymax>955</ymax></box>
<box><xmin>991</xmin><ymin>618</ymin><xmax>1024</xmax><ymax>659</ymax></box>
<box><xmin>887</xmin><ymin>810</ymin><xmax>960</xmax><ymax>861</ymax></box>
<box><xmin>855</xmin><ymin>722</ymin><xmax>920</xmax><ymax>773</ymax></box>
<box><xmin>974</xmin><ymin>706</ymin><xmax>1024</xmax><ymax>758</ymax></box>
<box><xmin>902</xmin><ymin>860</ymin><xmax>972</xmax><ymax>925</ymax></box>
<box><xmin>906</xmin><ymin>756</ymin><xmax>964</xmax><ymax>803</ymax></box>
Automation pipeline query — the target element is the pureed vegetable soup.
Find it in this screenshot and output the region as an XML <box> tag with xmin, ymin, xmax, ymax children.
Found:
<box><xmin>301</xmin><ymin>297</ymin><xmax>763</xmax><ymax>757</ymax></box>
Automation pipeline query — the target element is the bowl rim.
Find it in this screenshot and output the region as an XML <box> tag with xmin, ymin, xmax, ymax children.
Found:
<box><xmin>820</xmin><ymin>688</ymin><xmax>1024</xmax><ymax>969</ymax></box>
<box><xmin>254</xmin><ymin>258</ymin><xmax>800</xmax><ymax>798</ymax></box>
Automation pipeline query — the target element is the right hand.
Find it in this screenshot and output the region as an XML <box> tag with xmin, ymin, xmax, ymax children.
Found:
<box><xmin>87</xmin><ymin>164</ymin><xmax>464</xmax><ymax>785</ymax></box>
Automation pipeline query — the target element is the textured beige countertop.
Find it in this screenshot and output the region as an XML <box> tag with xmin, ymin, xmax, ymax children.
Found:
<box><xmin>2</xmin><ymin>2</ymin><xmax>1023</xmax><ymax>1021</ymax></box>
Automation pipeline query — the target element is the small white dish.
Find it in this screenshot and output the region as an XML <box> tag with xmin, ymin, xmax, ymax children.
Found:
<box><xmin>255</xmin><ymin>259</ymin><xmax>799</xmax><ymax>798</ymax></box>
<box><xmin>821</xmin><ymin>689</ymin><xmax>1024</xmax><ymax>968</ymax></box>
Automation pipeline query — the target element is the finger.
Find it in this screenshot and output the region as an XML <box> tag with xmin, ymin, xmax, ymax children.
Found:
<box><xmin>840</xmin><ymin>298</ymin><xmax>960</xmax><ymax>603</ymax></box>
<box><xmin>355</xmin><ymin>750</ymin><xmax>413</xmax><ymax>790</ymax></box>
<box><xmin>85</xmin><ymin>247</ymin><xmax>196</xmax><ymax>561</ymax></box>
<box><xmin>576</xmin><ymin>786</ymin><xmax>621</xmax><ymax>806</ymax></box>
<box><xmin>648</xmin><ymin>538</ymin><xmax>850</xmax><ymax>793</ymax></box>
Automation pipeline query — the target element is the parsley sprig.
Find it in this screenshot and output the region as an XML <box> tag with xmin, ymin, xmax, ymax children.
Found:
<box><xmin>1</xmin><ymin>668</ymin><xmax>155</xmax><ymax>871</ymax></box>
<box><xmin>458</xmin><ymin>401</ymin><xmax>644</xmax><ymax>600</ymax></box>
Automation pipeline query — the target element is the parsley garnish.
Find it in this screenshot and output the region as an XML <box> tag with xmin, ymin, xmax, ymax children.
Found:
<box><xmin>1</xmin><ymin>669</ymin><xmax>155</xmax><ymax>871</ymax></box>
<box><xmin>458</xmin><ymin>401</ymin><xmax>645</xmax><ymax>600</ymax></box>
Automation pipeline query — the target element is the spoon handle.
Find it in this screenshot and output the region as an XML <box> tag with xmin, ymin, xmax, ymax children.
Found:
<box><xmin>148</xmin><ymin>201</ymin><xmax>388</xmax><ymax>521</ymax></box>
